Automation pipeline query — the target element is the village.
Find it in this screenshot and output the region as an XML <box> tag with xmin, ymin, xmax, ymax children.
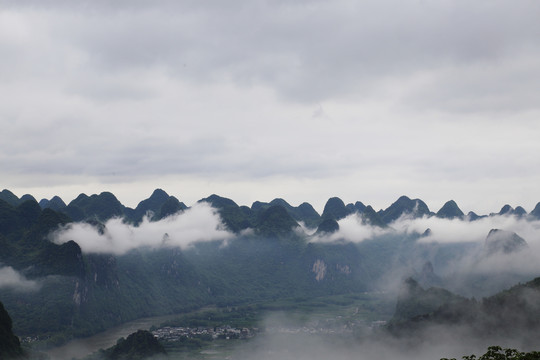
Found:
<box><xmin>151</xmin><ymin>325</ymin><xmax>257</xmax><ymax>342</ymax></box>
<box><xmin>151</xmin><ymin>318</ymin><xmax>387</xmax><ymax>343</ymax></box>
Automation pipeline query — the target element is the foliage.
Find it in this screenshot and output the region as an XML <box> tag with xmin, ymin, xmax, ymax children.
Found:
<box><xmin>86</xmin><ymin>330</ymin><xmax>166</xmax><ymax>360</ymax></box>
<box><xmin>441</xmin><ymin>346</ymin><xmax>540</xmax><ymax>360</ymax></box>
<box><xmin>254</xmin><ymin>205</ymin><xmax>300</xmax><ymax>238</ymax></box>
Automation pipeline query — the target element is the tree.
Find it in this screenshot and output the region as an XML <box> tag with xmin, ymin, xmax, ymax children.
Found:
<box><xmin>442</xmin><ymin>346</ymin><xmax>540</xmax><ymax>360</ymax></box>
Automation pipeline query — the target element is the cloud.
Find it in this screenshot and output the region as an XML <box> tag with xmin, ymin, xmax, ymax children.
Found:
<box><xmin>52</xmin><ymin>202</ymin><xmax>234</xmax><ymax>255</ymax></box>
<box><xmin>313</xmin><ymin>211</ymin><xmax>540</xmax><ymax>246</ymax></box>
<box><xmin>2</xmin><ymin>0</ymin><xmax>540</xmax><ymax>218</ymax></box>
<box><xmin>397</xmin><ymin>214</ymin><xmax>540</xmax><ymax>245</ymax></box>
<box><xmin>230</xmin><ymin>312</ymin><xmax>489</xmax><ymax>360</ymax></box>
<box><xmin>310</xmin><ymin>214</ymin><xmax>390</xmax><ymax>243</ymax></box>
<box><xmin>310</xmin><ymin>213</ymin><xmax>540</xmax><ymax>284</ymax></box>
<box><xmin>0</xmin><ymin>266</ymin><xmax>40</xmax><ymax>292</ymax></box>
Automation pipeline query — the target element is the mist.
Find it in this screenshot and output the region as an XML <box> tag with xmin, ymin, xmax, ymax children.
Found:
<box><xmin>0</xmin><ymin>266</ymin><xmax>40</xmax><ymax>292</ymax></box>
<box><xmin>311</xmin><ymin>212</ymin><xmax>540</xmax><ymax>245</ymax></box>
<box><xmin>227</xmin><ymin>313</ymin><xmax>499</xmax><ymax>360</ymax></box>
<box><xmin>52</xmin><ymin>202</ymin><xmax>234</xmax><ymax>255</ymax></box>
<box><xmin>307</xmin><ymin>212</ymin><xmax>540</xmax><ymax>295</ymax></box>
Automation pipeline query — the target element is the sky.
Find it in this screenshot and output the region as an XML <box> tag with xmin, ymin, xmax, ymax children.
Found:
<box><xmin>1</xmin><ymin>0</ymin><xmax>540</xmax><ymax>214</ymax></box>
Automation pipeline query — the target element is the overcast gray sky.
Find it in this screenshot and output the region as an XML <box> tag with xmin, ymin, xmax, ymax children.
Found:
<box><xmin>1</xmin><ymin>0</ymin><xmax>540</xmax><ymax>213</ymax></box>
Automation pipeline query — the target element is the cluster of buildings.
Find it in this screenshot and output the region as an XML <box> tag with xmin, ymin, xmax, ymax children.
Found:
<box><xmin>151</xmin><ymin>318</ymin><xmax>387</xmax><ymax>343</ymax></box>
<box><xmin>152</xmin><ymin>325</ymin><xmax>256</xmax><ymax>341</ymax></box>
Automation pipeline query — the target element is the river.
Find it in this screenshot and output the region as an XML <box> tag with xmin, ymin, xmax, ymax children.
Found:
<box><xmin>44</xmin><ymin>314</ymin><xmax>179</xmax><ymax>360</ymax></box>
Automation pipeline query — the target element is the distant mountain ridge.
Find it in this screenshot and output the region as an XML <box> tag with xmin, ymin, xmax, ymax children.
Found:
<box><xmin>4</xmin><ymin>190</ymin><xmax>540</xmax><ymax>237</ymax></box>
<box><xmin>2</xmin><ymin>188</ymin><xmax>539</xmax><ymax>349</ymax></box>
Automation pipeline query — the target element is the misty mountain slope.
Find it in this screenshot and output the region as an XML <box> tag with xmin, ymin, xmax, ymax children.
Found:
<box><xmin>438</xmin><ymin>229</ymin><xmax>534</xmax><ymax>298</ymax></box>
<box><xmin>315</xmin><ymin>218</ymin><xmax>340</xmax><ymax>234</ymax></box>
<box><xmin>530</xmin><ymin>202</ymin><xmax>540</xmax><ymax>219</ymax></box>
<box><xmin>483</xmin><ymin>229</ymin><xmax>528</xmax><ymax>255</ymax></box>
<box><xmin>386</xmin><ymin>276</ymin><xmax>540</xmax><ymax>349</ymax></box>
<box><xmin>252</xmin><ymin>198</ymin><xmax>321</xmax><ymax>228</ymax></box>
<box><xmin>0</xmin><ymin>201</ymin><xmax>202</xmax><ymax>340</ymax></box>
<box><xmin>123</xmin><ymin>189</ymin><xmax>187</xmax><ymax>224</ymax></box>
<box><xmin>198</xmin><ymin>194</ymin><xmax>253</xmax><ymax>232</ymax></box>
<box><xmin>359</xmin><ymin>205</ymin><xmax>386</xmax><ymax>227</ymax></box>
<box><xmin>4</xmin><ymin>189</ymin><xmax>540</xmax><ymax>349</ymax></box>
<box><xmin>378</xmin><ymin>196</ymin><xmax>432</xmax><ymax>224</ymax></box>
<box><xmin>391</xmin><ymin>278</ymin><xmax>466</xmax><ymax>321</ymax></box>
<box><xmin>181</xmin><ymin>234</ymin><xmax>375</xmax><ymax>305</ymax></box>
<box><xmin>0</xmin><ymin>200</ymin><xmax>75</xmax><ymax>273</ymax></box>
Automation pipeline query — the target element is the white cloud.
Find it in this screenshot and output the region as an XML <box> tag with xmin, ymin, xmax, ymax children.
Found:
<box><xmin>311</xmin><ymin>213</ymin><xmax>540</xmax><ymax>281</ymax></box>
<box><xmin>0</xmin><ymin>266</ymin><xmax>40</xmax><ymax>292</ymax></box>
<box><xmin>310</xmin><ymin>214</ymin><xmax>390</xmax><ymax>243</ymax></box>
<box><xmin>53</xmin><ymin>202</ymin><xmax>234</xmax><ymax>255</ymax></box>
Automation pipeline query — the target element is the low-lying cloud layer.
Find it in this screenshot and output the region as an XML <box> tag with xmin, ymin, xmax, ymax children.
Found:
<box><xmin>311</xmin><ymin>212</ymin><xmax>540</xmax><ymax>285</ymax></box>
<box><xmin>0</xmin><ymin>266</ymin><xmax>40</xmax><ymax>292</ymax></box>
<box><xmin>314</xmin><ymin>212</ymin><xmax>540</xmax><ymax>246</ymax></box>
<box><xmin>53</xmin><ymin>202</ymin><xmax>233</xmax><ymax>255</ymax></box>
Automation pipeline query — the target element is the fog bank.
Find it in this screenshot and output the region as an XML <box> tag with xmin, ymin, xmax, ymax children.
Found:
<box><xmin>53</xmin><ymin>203</ymin><xmax>233</xmax><ymax>255</ymax></box>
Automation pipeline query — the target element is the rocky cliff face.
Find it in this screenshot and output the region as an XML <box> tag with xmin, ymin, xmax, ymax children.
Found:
<box><xmin>0</xmin><ymin>301</ymin><xmax>23</xmax><ymax>359</ymax></box>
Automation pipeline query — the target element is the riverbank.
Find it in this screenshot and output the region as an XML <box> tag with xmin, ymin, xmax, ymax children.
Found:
<box><xmin>44</xmin><ymin>314</ymin><xmax>180</xmax><ymax>360</ymax></box>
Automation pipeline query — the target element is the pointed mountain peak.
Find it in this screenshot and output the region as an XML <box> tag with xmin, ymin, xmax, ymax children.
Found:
<box><xmin>0</xmin><ymin>189</ymin><xmax>20</xmax><ymax>206</ymax></box>
<box><xmin>354</xmin><ymin>201</ymin><xmax>366</xmax><ymax>213</ymax></box>
<box><xmin>396</xmin><ymin>195</ymin><xmax>412</xmax><ymax>202</ymax></box>
<box><xmin>380</xmin><ymin>195</ymin><xmax>431</xmax><ymax>224</ymax></box>
<box><xmin>484</xmin><ymin>229</ymin><xmax>528</xmax><ymax>255</ymax></box>
<box><xmin>199</xmin><ymin>195</ymin><xmax>250</xmax><ymax>232</ymax></box>
<box><xmin>436</xmin><ymin>200</ymin><xmax>464</xmax><ymax>219</ymax></box>
<box><xmin>150</xmin><ymin>188</ymin><xmax>169</xmax><ymax>199</ymax></box>
<box><xmin>466</xmin><ymin>211</ymin><xmax>486</xmax><ymax>221</ymax></box>
<box><xmin>251</xmin><ymin>201</ymin><xmax>266</xmax><ymax>211</ymax></box>
<box><xmin>322</xmin><ymin>197</ymin><xmax>351</xmax><ymax>221</ymax></box>
<box><xmin>514</xmin><ymin>206</ymin><xmax>527</xmax><ymax>217</ymax></box>
<box><xmin>158</xmin><ymin>196</ymin><xmax>187</xmax><ymax>219</ymax></box>
<box><xmin>499</xmin><ymin>204</ymin><xmax>514</xmax><ymax>215</ymax></box>
<box><xmin>269</xmin><ymin>198</ymin><xmax>292</xmax><ymax>209</ymax></box>
<box><xmin>71</xmin><ymin>193</ymin><xmax>90</xmax><ymax>204</ymax></box>
<box><xmin>530</xmin><ymin>202</ymin><xmax>540</xmax><ymax>219</ymax></box>
<box><xmin>135</xmin><ymin>189</ymin><xmax>170</xmax><ymax>211</ymax></box>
